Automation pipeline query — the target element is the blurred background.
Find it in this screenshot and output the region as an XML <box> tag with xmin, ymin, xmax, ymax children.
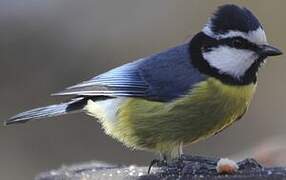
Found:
<box><xmin>0</xmin><ymin>0</ymin><xmax>285</xmax><ymax>179</ymax></box>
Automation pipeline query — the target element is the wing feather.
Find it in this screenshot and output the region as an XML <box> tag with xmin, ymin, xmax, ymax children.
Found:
<box><xmin>53</xmin><ymin>43</ymin><xmax>206</xmax><ymax>101</ymax></box>
<box><xmin>53</xmin><ymin>59</ymin><xmax>149</xmax><ymax>97</ymax></box>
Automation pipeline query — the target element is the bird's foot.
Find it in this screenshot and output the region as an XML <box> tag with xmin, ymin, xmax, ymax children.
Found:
<box><xmin>170</xmin><ymin>154</ymin><xmax>188</xmax><ymax>168</ymax></box>
<box><xmin>169</xmin><ymin>154</ymin><xmax>219</xmax><ymax>173</ymax></box>
<box><xmin>176</xmin><ymin>154</ymin><xmax>218</xmax><ymax>165</ymax></box>
<box><xmin>147</xmin><ymin>159</ymin><xmax>168</xmax><ymax>174</ymax></box>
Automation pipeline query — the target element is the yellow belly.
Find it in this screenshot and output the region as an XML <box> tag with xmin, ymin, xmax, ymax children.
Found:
<box><xmin>100</xmin><ymin>78</ymin><xmax>256</xmax><ymax>155</ymax></box>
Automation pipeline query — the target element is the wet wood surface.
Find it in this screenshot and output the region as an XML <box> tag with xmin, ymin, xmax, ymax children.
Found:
<box><xmin>36</xmin><ymin>155</ymin><xmax>286</xmax><ymax>180</ymax></box>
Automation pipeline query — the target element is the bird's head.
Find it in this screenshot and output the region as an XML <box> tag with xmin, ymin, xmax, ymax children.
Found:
<box><xmin>190</xmin><ymin>4</ymin><xmax>282</xmax><ymax>85</ymax></box>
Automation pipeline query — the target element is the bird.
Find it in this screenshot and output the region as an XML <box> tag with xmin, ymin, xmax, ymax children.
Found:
<box><xmin>5</xmin><ymin>4</ymin><xmax>282</xmax><ymax>165</ymax></box>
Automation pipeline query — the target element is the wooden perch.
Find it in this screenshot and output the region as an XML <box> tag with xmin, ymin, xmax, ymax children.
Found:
<box><xmin>35</xmin><ymin>155</ymin><xmax>286</xmax><ymax>180</ymax></box>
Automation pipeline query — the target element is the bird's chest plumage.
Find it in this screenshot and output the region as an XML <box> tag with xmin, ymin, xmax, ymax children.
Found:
<box><xmin>170</xmin><ymin>78</ymin><xmax>257</xmax><ymax>143</ymax></box>
<box><xmin>98</xmin><ymin>78</ymin><xmax>256</xmax><ymax>151</ymax></box>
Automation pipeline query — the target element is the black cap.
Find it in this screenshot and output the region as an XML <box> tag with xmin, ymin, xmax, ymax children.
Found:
<box><xmin>210</xmin><ymin>4</ymin><xmax>262</xmax><ymax>34</ymax></box>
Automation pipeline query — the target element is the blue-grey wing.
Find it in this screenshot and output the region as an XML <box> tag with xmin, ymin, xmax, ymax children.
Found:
<box><xmin>53</xmin><ymin>43</ymin><xmax>206</xmax><ymax>101</ymax></box>
<box><xmin>53</xmin><ymin>59</ymin><xmax>148</xmax><ymax>97</ymax></box>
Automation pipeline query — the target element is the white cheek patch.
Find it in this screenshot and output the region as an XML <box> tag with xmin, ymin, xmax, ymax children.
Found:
<box><xmin>203</xmin><ymin>46</ymin><xmax>258</xmax><ymax>78</ymax></box>
<box><xmin>203</xmin><ymin>26</ymin><xmax>267</xmax><ymax>45</ymax></box>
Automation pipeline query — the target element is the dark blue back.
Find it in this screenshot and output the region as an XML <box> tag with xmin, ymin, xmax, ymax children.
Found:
<box><xmin>139</xmin><ymin>43</ymin><xmax>206</xmax><ymax>101</ymax></box>
<box><xmin>55</xmin><ymin>43</ymin><xmax>207</xmax><ymax>102</ymax></box>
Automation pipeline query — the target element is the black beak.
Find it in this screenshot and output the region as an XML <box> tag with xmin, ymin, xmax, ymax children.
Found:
<box><xmin>259</xmin><ymin>44</ymin><xmax>283</xmax><ymax>57</ymax></box>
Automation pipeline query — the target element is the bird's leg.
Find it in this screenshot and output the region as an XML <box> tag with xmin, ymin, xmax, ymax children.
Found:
<box><xmin>173</xmin><ymin>143</ymin><xmax>186</xmax><ymax>168</ymax></box>
<box><xmin>179</xmin><ymin>142</ymin><xmax>184</xmax><ymax>159</ymax></box>
<box><xmin>172</xmin><ymin>143</ymin><xmax>215</xmax><ymax>170</ymax></box>
<box><xmin>147</xmin><ymin>154</ymin><xmax>168</xmax><ymax>174</ymax></box>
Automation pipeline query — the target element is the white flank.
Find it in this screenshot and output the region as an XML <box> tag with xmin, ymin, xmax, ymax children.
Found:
<box><xmin>84</xmin><ymin>98</ymin><xmax>126</xmax><ymax>133</ymax></box>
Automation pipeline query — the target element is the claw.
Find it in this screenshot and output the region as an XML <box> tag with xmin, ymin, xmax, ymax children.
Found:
<box><xmin>148</xmin><ymin>159</ymin><xmax>160</xmax><ymax>174</ymax></box>
<box><xmin>147</xmin><ymin>159</ymin><xmax>168</xmax><ymax>174</ymax></box>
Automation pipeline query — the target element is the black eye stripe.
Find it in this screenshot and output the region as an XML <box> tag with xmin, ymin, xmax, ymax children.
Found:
<box><xmin>203</xmin><ymin>36</ymin><xmax>259</xmax><ymax>51</ymax></box>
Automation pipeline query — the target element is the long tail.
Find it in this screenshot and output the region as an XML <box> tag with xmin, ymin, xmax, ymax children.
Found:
<box><xmin>5</xmin><ymin>98</ymin><xmax>87</xmax><ymax>125</ymax></box>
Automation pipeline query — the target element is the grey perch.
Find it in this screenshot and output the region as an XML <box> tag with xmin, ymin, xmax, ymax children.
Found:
<box><xmin>36</xmin><ymin>155</ymin><xmax>286</xmax><ymax>180</ymax></box>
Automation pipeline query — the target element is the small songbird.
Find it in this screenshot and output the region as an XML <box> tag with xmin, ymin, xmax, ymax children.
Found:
<box><xmin>5</xmin><ymin>4</ymin><xmax>282</xmax><ymax>162</ymax></box>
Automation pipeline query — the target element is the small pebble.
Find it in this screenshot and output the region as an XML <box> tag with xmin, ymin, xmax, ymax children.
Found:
<box><xmin>216</xmin><ymin>158</ymin><xmax>239</xmax><ymax>174</ymax></box>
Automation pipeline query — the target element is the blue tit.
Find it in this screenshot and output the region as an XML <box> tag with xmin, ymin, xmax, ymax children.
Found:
<box><xmin>6</xmin><ymin>4</ymin><xmax>282</xmax><ymax>160</ymax></box>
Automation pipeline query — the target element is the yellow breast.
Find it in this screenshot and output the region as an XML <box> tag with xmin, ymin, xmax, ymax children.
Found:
<box><xmin>100</xmin><ymin>78</ymin><xmax>257</xmax><ymax>154</ymax></box>
<box><xmin>178</xmin><ymin>77</ymin><xmax>257</xmax><ymax>141</ymax></box>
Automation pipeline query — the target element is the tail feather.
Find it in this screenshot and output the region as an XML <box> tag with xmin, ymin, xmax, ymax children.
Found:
<box><xmin>5</xmin><ymin>98</ymin><xmax>86</xmax><ymax>125</ymax></box>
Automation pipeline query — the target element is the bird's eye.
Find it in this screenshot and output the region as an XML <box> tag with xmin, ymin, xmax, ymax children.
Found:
<box><xmin>201</xmin><ymin>45</ymin><xmax>212</xmax><ymax>52</ymax></box>
<box><xmin>232</xmin><ymin>39</ymin><xmax>244</xmax><ymax>48</ymax></box>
